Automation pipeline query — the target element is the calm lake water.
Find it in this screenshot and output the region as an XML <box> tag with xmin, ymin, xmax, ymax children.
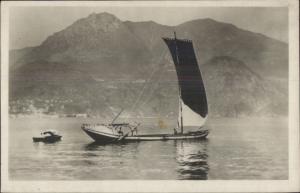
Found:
<box><xmin>9</xmin><ymin>117</ymin><xmax>288</xmax><ymax>180</ymax></box>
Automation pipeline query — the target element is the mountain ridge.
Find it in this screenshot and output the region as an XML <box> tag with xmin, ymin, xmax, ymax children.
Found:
<box><xmin>9</xmin><ymin>12</ymin><xmax>288</xmax><ymax>117</ymax></box>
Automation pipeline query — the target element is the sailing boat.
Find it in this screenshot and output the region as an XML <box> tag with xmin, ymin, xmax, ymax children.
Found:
<box><xmin>81</xmin><ymin>33</ymin><xmax>209</xmax><ymax>143</ymax></box>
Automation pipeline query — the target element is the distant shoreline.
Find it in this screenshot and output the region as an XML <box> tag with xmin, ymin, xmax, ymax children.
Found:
<box><xmin>8</xmin><ymin>113</ymin><xmax>288</xmax><ymax>120</ymax></box>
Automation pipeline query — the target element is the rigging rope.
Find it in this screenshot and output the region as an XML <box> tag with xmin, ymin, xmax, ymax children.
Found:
<box><xmin>125</xmin><ymin>45</ymin><xmax>168</xmax><ymax>120</ymax></box>
<box><xmin>128</xmin><ymin>67</ymin><xmax>156</xmax><ymax>114</ymax></box>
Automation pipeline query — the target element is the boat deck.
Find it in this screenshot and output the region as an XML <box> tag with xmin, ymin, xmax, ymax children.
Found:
<box><xmin>135</xmin><ymin>132</ymin><xmax>205</xmax><ymax>137</ymax></box>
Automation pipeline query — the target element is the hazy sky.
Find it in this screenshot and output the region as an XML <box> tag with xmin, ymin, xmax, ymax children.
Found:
<box><xmin>9</xmin><ymin>6</ymin><xmax>288</xmax><ymax>49</ymax></box>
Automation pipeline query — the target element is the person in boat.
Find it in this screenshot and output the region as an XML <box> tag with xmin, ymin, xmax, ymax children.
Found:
<box><xmin>173</xmin><ymin>128</ymin><xmax>178</xmax><ymax>135</ymax></box>
<box><xmin>117</xmin><ymin>127</ymin><xmax>124</xmax><ymax>136</ymax></box>
<box><xmin>130</xmin><ymin>126</ymin><xmax>138</xmax><ymax>136</ymax></box>
<box><xmin>43</xmin><ymin>131</ymin><xmax>55</xmax><ymax>136</ymax></box>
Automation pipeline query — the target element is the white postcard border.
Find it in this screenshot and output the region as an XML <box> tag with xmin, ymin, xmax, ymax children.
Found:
<box><xmin>1</xmin><ymin>0</ymin><xmax>299</xmax><ymax>192</ymax></box>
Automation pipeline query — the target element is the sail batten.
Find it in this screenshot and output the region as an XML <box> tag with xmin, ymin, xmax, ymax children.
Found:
<box><xmin>163</xmin><ymin>36</ymin><xmax>208</xmax><ymax>129</ymax></box>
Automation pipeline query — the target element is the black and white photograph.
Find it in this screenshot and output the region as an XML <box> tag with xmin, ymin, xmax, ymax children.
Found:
<box><xmin>1</xmin><ymin>0</ymin><xmax>299</xmax><ymax>192</ymax></box>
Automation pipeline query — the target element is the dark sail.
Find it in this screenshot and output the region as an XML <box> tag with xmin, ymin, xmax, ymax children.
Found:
<box><xmin>163</xmin><ymin>37</ymin><xmax>208</xmax><ymax>118</ymax></box>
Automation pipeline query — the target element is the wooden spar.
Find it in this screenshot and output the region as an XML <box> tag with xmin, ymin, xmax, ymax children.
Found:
<box><xmin>174</xmin><ymin>31</ymin><xmax>180</xmax><ymax>66</ymax></box>
<box><xmin>179</xmin><ymin>87</ymin><xmax>183</xmax><ymax>134</ymax></box>
<box><xmin>117</xmin><ymin>132</ymin><xmax>130</xmax><ymax>141</ymax></box>
<box><xmin>174</xmin><ymin>31</ymin><xmax>184</xmax><ymax>134</ymax></box>
<box><xmin>111</xmin><ymin>108</ymin><xmax>124</xmax><ymax>124</ymax></box>
<box><xmin>180</xmin><ymin>101</ymin><xmax>183</xmax><ymax>134</ymax></box>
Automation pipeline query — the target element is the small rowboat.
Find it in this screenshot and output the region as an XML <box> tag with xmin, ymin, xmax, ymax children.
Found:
<box><xmin>33</xmin><ymin>130</ymin><xmax>62</xmax><ymax>143</ymax></box>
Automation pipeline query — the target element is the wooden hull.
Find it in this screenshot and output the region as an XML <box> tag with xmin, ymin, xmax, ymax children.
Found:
<box><xmin>82</xmin><ymin>127</ymin><xmax>208</xmax><ymax>143</ymax></box>
<box><xmin>33</xmin><ymin>135</ymin><xmax>62</xmax><ymax>143</ymax></box>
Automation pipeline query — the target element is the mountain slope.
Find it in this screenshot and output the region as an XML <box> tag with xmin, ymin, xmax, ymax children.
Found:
<box><xmin>201</xmin><ymin>56</ymin><xmax>287</xmax><ymax>117</ymax></box>
<box><xmin>9</xmin><ymin>13</ymin><xmax>288</xmax><ymax>117</ymax></box>
<box><xmin>125</xmin><ymin>18</ymin><xmax>288</xmax><ymax>78</ymax></box>
<box><xmin>13</xmin><ymin>13</ymin><xmax>153</xmax><ymax>79</ymax></box>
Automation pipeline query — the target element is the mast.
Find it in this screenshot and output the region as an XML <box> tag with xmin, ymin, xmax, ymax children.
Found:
<box><xmin>174</xmin><ymin>32</ymin><xmax>180</xmax><ymax>67</ymax></box>
<box><xmin>179</xmin><ymin>87</ymin><xmax>184</xmax><ymax>134</ymax></box>
<box><xmin>173</xmin><ymin>32</ymin><xmax>184</xmax><ymax>134</ymax></box>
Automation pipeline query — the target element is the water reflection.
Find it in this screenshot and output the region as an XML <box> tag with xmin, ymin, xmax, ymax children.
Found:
<box><xmin>84</xmin><ymin>141</ymin><xmax>134</xmax><ymax>150</ymax></box>
<box><xmin>82</xmin><ymin>140</ymin><xmax>208</xmax><ymax>180</ymax></box>
<box><xmin>84</xmin><ymin>141</ymin><xmax>141</xmax><ymax>155</ymax></box>
<box><xmin>85</xmin><ymin>142</ymin><xmax>105</xmax><ymax>150</ymax></box>
<box><xmin>175</xmin><ymin>139</ymin><xmax>209</xmax><ymax>180</ymax></box>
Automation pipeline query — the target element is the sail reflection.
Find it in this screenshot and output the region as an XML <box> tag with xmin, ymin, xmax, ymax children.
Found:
<box><xmin>175</xmin><ymin>140</ymin><xmax>209</xmax><ymax>180</ymax></box>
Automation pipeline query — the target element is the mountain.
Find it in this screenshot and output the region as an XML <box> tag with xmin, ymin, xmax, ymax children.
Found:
<box><xmin>9</xmin><ymin>12</ymin><xmax>288</xmax><ymax>117</ymax></box>
<box><xmin>12</xmin><ymin>12</ymin><xmax>152</xmax><ymax>79</ymax></box>
<box><xmin>9</xmin><ymin>47</ymin><xmax>35</xmax><ymax>70</ymax></box>
<box><xmin>126</xmin><ymin>18</ymin><xmax>288</xmax><ymax>78</ymax></box>
<box><xmin>201</xmin><ymin>56</ymin><xmax>287</xmax><ymax>117</ymax></box>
